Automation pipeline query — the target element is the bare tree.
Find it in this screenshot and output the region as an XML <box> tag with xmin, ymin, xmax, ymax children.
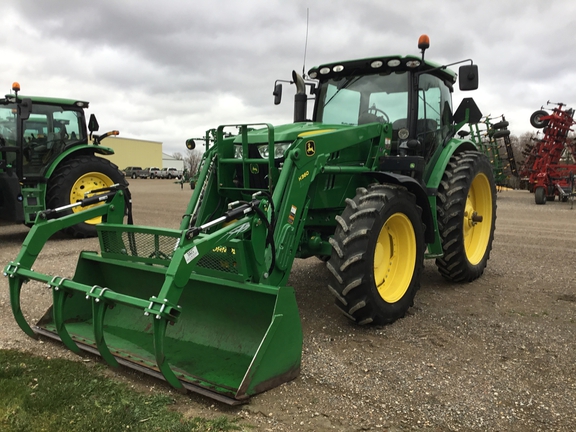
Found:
<box><xmin>184</xmin><ymin>149</ymin><xmax>203</xmax><ymax>176</ymax></box>
<box><xmin>172</xmin><ymin>152</ymin><xmax>183</xmax><ymax>160</ymax></box>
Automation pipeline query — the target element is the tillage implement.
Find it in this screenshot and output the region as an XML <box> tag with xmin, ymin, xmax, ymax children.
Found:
<box><xmin>4</xmin><ymin>36</ymin><xmax>496</xmax><ymax>404</ymax></box>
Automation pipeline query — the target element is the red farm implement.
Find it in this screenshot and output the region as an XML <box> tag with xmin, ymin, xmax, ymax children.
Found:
<box><xmin>520</xmin><ymin>102</ymin><xmax>576</xmax><ymax>204</ymax></box>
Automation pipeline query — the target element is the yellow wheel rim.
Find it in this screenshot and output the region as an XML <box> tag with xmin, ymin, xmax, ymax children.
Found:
<box><xmin>373</xmin><ymin>213</ymin><xmax>416</xmax><ymax>303</ymax></box>
<box><xmin>69</xmin><ymin>171</ymin><xmax>114</xmax><ymax>225</ymax></box>
<box><xmin>463</xmin><ymin>172</ymin><xmax>493</xmax><ymax>265</ymax></box>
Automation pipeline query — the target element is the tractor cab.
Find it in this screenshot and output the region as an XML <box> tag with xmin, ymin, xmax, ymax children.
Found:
<box><xmin>0</xmin><ymin>90</ymin><xmax>89</xmax><ymax>181</ymax></box>
<box><xmin>309</xmin><ymin>53</ymin><xmax>477</xmax><ymax>164</ymax></box>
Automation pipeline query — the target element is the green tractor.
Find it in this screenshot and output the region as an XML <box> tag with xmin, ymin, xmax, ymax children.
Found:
<box><xmin>0</xmin><ymin>83</ymin><xmax>126</xmax><ymax>237</ymax></box>
<box><xmin>5</xmin><ymin>36</ymin><xmax>496</xmax><ymax>404</ymax></box>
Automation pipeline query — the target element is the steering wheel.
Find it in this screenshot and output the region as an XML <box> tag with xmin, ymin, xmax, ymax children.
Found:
<box><xmin>362</xmin><ymin>106</ymin><xmax>389</xmax><ymax>124</ymax></box>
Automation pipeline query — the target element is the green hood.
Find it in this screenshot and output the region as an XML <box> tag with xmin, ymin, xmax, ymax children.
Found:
<box><xmin>234</xmin><ymin>122</ymin><xmax>351</xmax><ymax>144</ymax></box>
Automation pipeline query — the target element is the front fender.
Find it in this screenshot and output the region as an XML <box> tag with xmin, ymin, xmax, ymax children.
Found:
<box><xmin>366</xmin><ymin>171</ymin><xmax>435</xmax><ymax>244</ymax></box>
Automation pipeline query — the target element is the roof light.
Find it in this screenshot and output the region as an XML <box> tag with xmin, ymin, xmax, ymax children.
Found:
<box><xmin>370</xmin><ymin>60</ymin><xmax>383</xmax><ymax>68</ymax></box>
<box><xmin>406</xmin><ymin>60</ymin><xmax>421</xmax><ymax>68</ymax></box>
<box><xmin>309</xmin><ymin>71</ymin><xmax>317</xmax><ymax>79</ymax></box>
<box><xmin>333</xmin><ymin>65</ymin><xmax>344</xmax><ymax>72</ymax></box>
<box><xmin>387</xmin><ymin>59</ymin><xmax>401</xmax><ymax>67</ymax></box>
<box><xmin>319</xmin><ymin>67</ymin><xmax>331</xmax><ymax>75</ymax></box>
<box><xmin>418</xmin><ymin>34</ymin><xmax>430</xmax><ymax>51</ymax></box>
<box><xmin>12</xmin><ymin>82</ymin><xmax>20</xmax><ymax>92</ymax></box>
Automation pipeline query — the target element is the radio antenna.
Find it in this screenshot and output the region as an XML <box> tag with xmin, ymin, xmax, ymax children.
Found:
<box><xmin>302</xmin><ymin>8</ymin><xmax>309</xmax><ymax>78</ymax></box>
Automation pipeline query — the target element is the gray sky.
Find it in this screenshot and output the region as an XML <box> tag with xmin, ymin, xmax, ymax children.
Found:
<box><xmin>1</xmin><ymin>0</ymin><xmax>575</xmax><ymax>155</ymax></box>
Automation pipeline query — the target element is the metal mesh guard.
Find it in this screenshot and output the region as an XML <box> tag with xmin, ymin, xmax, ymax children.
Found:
<box><xmin>99</xmin><ymin>229</ymin><xmax>239</xmax><ymax>274</ymax></box>
<box><xmin>197</xmin><ymin>247</ymin><xmax>239</xmax><ymax>274</ymax></box>
<box><xmin>100</xmin><ymin>230</ymin><xmax>179</xmax><ymax>261</ymax></box>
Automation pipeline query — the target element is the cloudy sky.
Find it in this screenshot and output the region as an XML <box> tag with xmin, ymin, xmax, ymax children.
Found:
<box><xmin>1</xmin><ymin>0</ymin><xmax>575</xmax><ymax>155</ymax></box>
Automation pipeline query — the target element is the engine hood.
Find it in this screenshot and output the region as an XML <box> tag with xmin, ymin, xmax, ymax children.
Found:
<box><xmin>233</xmin><ymin>122</ymin><xmax>351</xmax><ymax>144</ymax></box>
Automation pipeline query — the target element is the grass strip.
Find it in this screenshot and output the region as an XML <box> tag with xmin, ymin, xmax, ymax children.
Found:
<box><xmin>0</xmin><ymin>349</ymin><xmax>241</xmax><ymax>432</ymax></box>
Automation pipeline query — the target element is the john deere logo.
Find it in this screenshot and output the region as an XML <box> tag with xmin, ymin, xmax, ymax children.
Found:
<box><xmin>250</xmin><ymin>164</ymin><xmax>259</xmax><ymax>174</ymax></box>
<box><xmin>305</xmin><ymin>140</ymin><xmax>315</xmax><ymax>156</ymax></box>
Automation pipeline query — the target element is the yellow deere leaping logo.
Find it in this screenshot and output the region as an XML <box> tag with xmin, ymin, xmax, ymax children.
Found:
<box><xmin>305</xmin><ymin>140</ymin><xmax>315</xmax><ymax>156</ymax></box>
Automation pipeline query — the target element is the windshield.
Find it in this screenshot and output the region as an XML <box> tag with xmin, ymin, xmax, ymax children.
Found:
<box><xmin>316</xmin><ymin>72</ymin><xmax>409</xmax><ymax>126</ymax></box>
<box><xmin>0</xmin><ymin>102</ymin><xmax>86</xmax><ymax>177</ymax></box>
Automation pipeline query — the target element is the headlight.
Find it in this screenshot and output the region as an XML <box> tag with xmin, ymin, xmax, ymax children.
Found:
<box><xmin>257</xmin><ymin>143</ymin><xmax>291</xmax><ymax>159</ymax></box>
<box><xmin>234</xmin><ymin>146</ymin><xmax>243</xmax><ymax>159</ymax></box>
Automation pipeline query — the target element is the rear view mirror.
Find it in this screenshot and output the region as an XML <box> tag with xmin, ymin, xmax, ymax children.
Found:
<box><xmin>19</xmin><ymin>98</ymin><xmax>32</xmax><ymax>121</ymax></box>
<box><xmin>459</xmin><ymin>64</ymin><xmax>479</xmax><ymax>91</ymax></box>
<box><xmin>88</xmin><ymin>114</ymin><xmax>99</xmax><ymax>132</ymax></box>
<box><xmin>273</xmin><ymin>83</ymin><xmax>283</xmax><ymax>105</ymax></box>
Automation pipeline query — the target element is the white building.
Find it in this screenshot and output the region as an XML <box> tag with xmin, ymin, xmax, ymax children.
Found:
<box><xmin>162</xmin><ymin>153</ymin><xmax>185</xmax><ymax>170</ymax></box>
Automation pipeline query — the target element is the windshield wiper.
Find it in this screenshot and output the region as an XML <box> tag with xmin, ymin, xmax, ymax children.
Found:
<box><xmin>323</xmin><ymin>76</ymin><xmax>362</xmax><ymax>108</ymax></box>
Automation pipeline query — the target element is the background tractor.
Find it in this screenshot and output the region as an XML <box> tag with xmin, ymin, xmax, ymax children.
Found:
<box><xmin>0</xmin><ymin>83</ymin><xmax>126</xmax><ymax>237</ymax></box>
<box><xmin>5</xmin><ymin>36</ymin><xmax>496</xmax><ymax>404</ymax></box>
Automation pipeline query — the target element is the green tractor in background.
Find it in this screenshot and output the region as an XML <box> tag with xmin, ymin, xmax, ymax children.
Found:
<box><xmin>0</xmin><ymin>83</ymin><xmax>126</xmax><ymax>237</ymax></box>
<box><xmin>5</xmin><ymin>36</ymin><xmax>496</xmax><ymax>404</ymax></box>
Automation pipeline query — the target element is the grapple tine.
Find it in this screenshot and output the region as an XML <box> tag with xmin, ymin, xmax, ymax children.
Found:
<box><xmin>152</xmin><ymin>317</ymin><xmax>184</xmax><ymax>391</ymax></box>
<box><xmin>6</xmin><ymin>263</ymin><xmax>37</xmax><ymax>339</ymax></box>
<box><xmin>90</xmin><ymin>287</ymin><xmax>120</xmax><ymax>368</ymax></box>
<box><xmin>50</xmin><ymin>277</ymin><xmax>81</xmax><ymax>354</ymax></box>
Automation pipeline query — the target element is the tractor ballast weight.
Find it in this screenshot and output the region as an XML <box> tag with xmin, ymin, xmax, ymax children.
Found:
<box><xmin>5</xmin><ymin>36</ymin><xmax>497</xmax><ymax>404</ymax></box>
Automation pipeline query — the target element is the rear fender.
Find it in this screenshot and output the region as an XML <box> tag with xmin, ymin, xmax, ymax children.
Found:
<box><xmin>425</xmin><ymin>138</ymin><xmax>477</xmax><ymax>189</ymax></box>
<box><xmin>44</xmin><ymin>145</ymin><xmax>115</xmax><ymax>178</ymax></box>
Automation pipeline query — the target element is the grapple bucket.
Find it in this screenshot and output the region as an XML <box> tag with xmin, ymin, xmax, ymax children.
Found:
<box><xmin>6</xmin><ymin>202</ymin><xmax>303</xmax><ymax>404</ymax></box>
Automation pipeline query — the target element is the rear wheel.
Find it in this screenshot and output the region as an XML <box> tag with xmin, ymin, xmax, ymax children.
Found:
<box><xmin>327</xmin><ymin>184</ymin><xmax>425</xmax><ymax>325</ymax></box>
<box><xmin>436</xmin><ymin>151</ymin><xmax>496</xmax><ymax>282</ymax></box>
<box><xmin>47</xmin><ymin>154</ymin><xmax>127</xmax><ymax>238</ymax></box>
<box><xmin>535</xmin><ymin>187</ymin><xmax>546</xmax><ymax>205</ymax></box>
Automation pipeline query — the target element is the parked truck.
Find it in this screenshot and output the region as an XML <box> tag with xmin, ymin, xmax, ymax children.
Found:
<box><xmin>5</xmin><ymin>36</ymin><xmax>496</xmax><ymax>404</ymax></box>
<box><xmin>0</xmin><ymin>83</ymin><xmax>126</xmax><ymax>237</ymax></box>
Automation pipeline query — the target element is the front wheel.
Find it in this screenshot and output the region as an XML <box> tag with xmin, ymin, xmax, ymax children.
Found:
<box><xmin>436</xmin><ymin>151</ymin><xmax>497</xmax><ymax>282</ymax></box>
<box><xmin>46</xmin><ymin>155</ymin><xmax>127</xmax><ymax>238</ymax></box>
<box><xmin>327</xmin><ymin>185</ymin><xmax>425</xmax><ymax>325</ymax></box>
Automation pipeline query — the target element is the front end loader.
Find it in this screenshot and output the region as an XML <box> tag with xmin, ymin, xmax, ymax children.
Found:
<box><xmin>4</xmin><ymin>36</ymin><xmax>496</xmax><ymax>404</ymax></box>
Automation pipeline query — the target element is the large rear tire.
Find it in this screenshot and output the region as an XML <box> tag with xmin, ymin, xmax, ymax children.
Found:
<box><xmin>327</xmin><ymin>184</ymin><xmax>425</xmax><ymax>325</ymax></box>
<box><xmin>435</xmin><ymin>151</ymin><xmax>496</xmax><ymax>282</ymax></box>
<box><xmin>47</xmin><ymin>154</ymin><xmax>127</xmax><ymax>238</ymax></box>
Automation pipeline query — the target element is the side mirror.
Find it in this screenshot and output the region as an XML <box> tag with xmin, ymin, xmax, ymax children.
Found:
<box><xmin>19</xmin><ymin>98</ymin><xmax>32</xmax><ymax>121</ymax></box>
<box><xmin>88</xmin><ymin>114</ymin><xmax>99</xmax><ymax>132</ymax></box>
<box><xmin>186</xmin><ymin>138</ymin><xmax>196</xmax><ymax>150</ymax></box>
<box><xmin>273</xmin><ymin>83</ymin><xmax>283</xmax><ymax>105</ymax></box>
<box><xmin>458</xmin><ymin>64</ymin><xmax>479</xmax><ymax>91</ymax></box>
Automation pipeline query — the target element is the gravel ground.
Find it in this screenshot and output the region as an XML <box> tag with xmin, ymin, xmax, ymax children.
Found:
<box><xmin>1</xmin><ymin>180</ymin><xmax>576</xmax><ymax>431</ymax></box>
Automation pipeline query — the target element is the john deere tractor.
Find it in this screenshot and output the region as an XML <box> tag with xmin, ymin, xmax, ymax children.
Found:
<box><xmin>5</xmin><ymin>36</ymin><xmax>495</xmax><ymax>404</ymax></box>
<box><xmin>0</xmin><ymin>83</ymin><xmax>126</xmax><ymax>237</ymax></box>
